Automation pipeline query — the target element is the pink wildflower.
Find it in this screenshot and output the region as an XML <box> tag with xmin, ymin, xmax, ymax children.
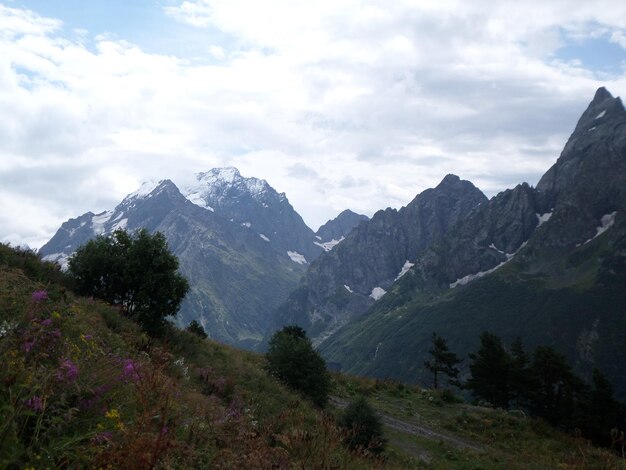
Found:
<box><xmin>31</xmin><ymin>290</ymin><xmax>48</xmax><ymax>302</ymax></box>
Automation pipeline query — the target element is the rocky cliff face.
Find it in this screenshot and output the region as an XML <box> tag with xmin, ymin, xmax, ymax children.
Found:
<box><xmin>317</xmin><ymin>88</ymin><xmax>626</xmax><ymax>399</ymax></box>
<box><xmin>272</xmin><ymin>174</ymin><xmax>487</xmax><ymax>344</ymax></box>
<box><xmin>40</xmin><ymin>175</ymin><xmax>309</xmax><ymax>348</ymax></box>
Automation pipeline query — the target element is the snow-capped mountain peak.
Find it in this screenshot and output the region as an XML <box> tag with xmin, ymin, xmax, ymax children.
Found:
<box><xmin>183</xmin><ymin>167</ymin><xmax>273</xmax><ymax>210</ymax></box>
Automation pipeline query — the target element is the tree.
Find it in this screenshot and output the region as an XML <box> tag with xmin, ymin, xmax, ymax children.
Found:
<box><xmin>466</xmin><ymin>332</ymin><xmax>511</xmax><ymax>408</ymax></box>
<box><xmin>423</xmin><ymin>332</ymin><xmax>461</xmax><ymax>389</ymax></box>
<box><xmin>186</xmin><ymin>320</ymin><xmax>208</xmax><ymax>339</ymax></box>
<box><xmin>509</xmin><ymin>337</ymin><xmax>531</xmax><ymax>408</ymax></box>
<box><xmin>69</xmin><ymin>229</ymin><xmax>189</xmax><ymax>336</ymax></box>
<box><xmin>527</xmin><ymin>345</ymin><xmax>584</xmax><ymax>426</ymax></box>
<box><xmin>265</xmin><ymin>325</ymin><xmax>330</xmax><ymax>407</ymax></box>
<box><xmin>339</xmin><ymin>396</ymin><xmax>386</xmax><ymax>454</ymax></box>
<box><xmin>575</xmin><ymin>368</ymin><xmax>624</xmax><ymax>446</ymax></box>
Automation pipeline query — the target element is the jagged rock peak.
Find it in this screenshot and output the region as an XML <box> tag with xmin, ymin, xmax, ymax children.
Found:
<box><xmin>592</xmin><ymin>86</ymin><xmax>613</xmax><ymax>104</ymax></box>
<box><xmin>316</xmin><ymin>209</ymin><xmax>369</xmax><ymax>244</ymax></box>
<box><xmin>573</xmin><ymin>87</ymin><xmax>625</xmax><ymax>134</ymax></box>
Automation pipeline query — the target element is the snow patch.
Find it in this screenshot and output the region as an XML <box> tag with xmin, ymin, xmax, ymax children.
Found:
<box><xmin>370</xmin><ymin>287</ymin><xmax>386</xmax><ymax>301</ymax></box>
<box><xmin>314</xmin><ymin>236</ymin><xmax>345</xmax><ymax>252</ymax></box>
<box><xmin>241</xmin><ymin>222</ymin><xmax>251</xmax><ymax>228</ymax></box>
<box><xmin>92</xmin><ymin>210</ymin><xmax>114</xmax><ymax>235</ymax></box>
<box><xmin>287</xmin><ymin>251</ymin><xmax>307</xmax><ymax>264</ymax></box>
<box><xmin>584</xmin><ymin>212</ymin><xmax>617</xmax><ymax>244</ymax></box>
<box><xmin>450</xmin><ymin>242</ymin><xmax>527</xmax><ymax>288</ymax></box>
<box><xmin>185</xmin><ymin>191</ymin><xmax>214</xmax><ymax>211</ymax></box>
<box><xmin>259</xmin><ymin>234</ymin><xmax>270</xmax><ymax>242</ymax></box>
<box><xmin>344</xmin><ymin>285</ymin><xmax>353</xmax><ymax>293</ymax></box>
<box><xmin>595</xmin><ymin>110</ymin><xmax>606</xmax><ymax>119</ymax></box>
<box><xmin>588</xmin><ymin>126</ymin><xmax>596</xmax><ymax>132</ymax></box>
<box><xmin>112</xmin><ymin>218</ymin><xmax>128</xmax><ymax>231</ymax></box>
<box><xmin>129</xmin><ymin>180</ymin><xmax>161</xmax><ymax>199</ymax></box>
<box><xmin>42</xmin><ymin>253</ymin><xmax>70</xmax><ymax>271</ymax></box>
<box><xmin>536</xmin><ymin>211</ymin><xmax>553</xmax><ymax>227</ymax></box>
<box><xmin>395</xmin><ymin>260</ymin><xmax>414</xmax><ymax>281</ymax></box>
<box><xmin>489</xmin><ymin>243</ymin><xmax>505</xmax><ymax>254</ymax></box>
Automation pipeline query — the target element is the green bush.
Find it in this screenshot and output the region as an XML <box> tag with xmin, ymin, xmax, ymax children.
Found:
<box><xmin>265</xmin><ymin>326</ymin><xmax>330</xmax><ymax>407</ymax></box>
<box><xmin>339</xmin><ymin>396</ymin><xmax>386</xmax><ymax>454</ymax></box>
<box><xmin>68</xmin><ymin>229</ymin><xmax>189</xmax><ymax>336</ymax></box>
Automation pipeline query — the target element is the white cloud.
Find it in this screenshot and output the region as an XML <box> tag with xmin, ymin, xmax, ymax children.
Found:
<box><xmin>1</xmin><ymin>1</ymin><xmax>626</xmax><ymax>247</ymax></box>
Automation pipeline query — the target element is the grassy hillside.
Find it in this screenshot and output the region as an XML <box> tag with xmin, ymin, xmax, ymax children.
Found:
<box><xmin>0</xmin><ymin>243</ymin><xmax>623</xmax><ymax>468</ymax></box>
<box><xmin>321</xmin><ymin>224</ymin><xmax>626</xmax><ymax>400</ymax></box>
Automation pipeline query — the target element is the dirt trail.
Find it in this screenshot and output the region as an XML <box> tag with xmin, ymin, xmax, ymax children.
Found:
<box><xmin>329</xmin><ymin>396</ymin><xmax>484</xmax><ymax>453</ymax></box>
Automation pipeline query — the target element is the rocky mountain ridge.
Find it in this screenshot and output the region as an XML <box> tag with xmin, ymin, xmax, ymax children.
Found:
<box><xmin>312</xmin><ymin>88</ymin><xmax>626</xmax><ymax>398</ymax></box>
<box><xmin>272</xmin><ymin>174</ymin><xmax>488</xmax><ymax>345</ymax></box>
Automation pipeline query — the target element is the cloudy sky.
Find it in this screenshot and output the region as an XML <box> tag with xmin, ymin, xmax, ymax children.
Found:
<box><xmin>1</xmin><ymin>0</ymin><xmax>626</xmax><ymax>248</ymax></box>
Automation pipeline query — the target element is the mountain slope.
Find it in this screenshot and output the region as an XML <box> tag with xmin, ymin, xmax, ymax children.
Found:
<box><xmin>40</xmin><ymin>179</ymin><xmax>306</xmax><ymax>348</ymax></box>
<box><xmin>272</xmin><ymin>175</ymin><xmax>487</xmax><ymax>345</ymax></box>
<box><xmin>319</xmin><ymin>88</ymin><xmax>626</xmax><ymax>398</ymax></box>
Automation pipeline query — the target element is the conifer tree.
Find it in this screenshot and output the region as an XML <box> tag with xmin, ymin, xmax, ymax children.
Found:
<box><xmin>423</xmin><ymin>332</ymin><xmax>461</xmax><ymax>389</ymax></box>
<box><xmin>466</xmin><ymin>332</ymin><xmax>511</xmax><ymax>408</ymax></box>
<box><xmin>265</xmin><ymin>325</ymin><xmax>330</xmax><ymax>407</ymax></box>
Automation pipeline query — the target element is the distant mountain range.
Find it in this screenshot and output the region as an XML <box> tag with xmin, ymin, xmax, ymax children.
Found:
<box><xmin>277</xmin><ymin>87</ymin><xmax>626</xmax><ymax>398</ymax></box>
<box><xmin>39</xmin><ymin>168</ymin><xmax>367</xmax><ymax>348</ymax></box>
<box><xmin>40</xmin><ymin>88</ymin><xmax>626</xmax><ymax>399</ymax></box>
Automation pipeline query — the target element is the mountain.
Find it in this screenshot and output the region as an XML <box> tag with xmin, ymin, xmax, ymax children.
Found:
<box><xmin>272</xmin><ymin>175</ymin><xmax>487</xmax><ymax>345</ymax></box>
<box><xmin>314</xmin><ymin>209</ymin><xmax>369</xmax><ymax>251</ymax></box>
<box><xmin>39</xmin><ymin>174</ymin><xmax>310</xmax><ymax>348</ymax></box>
<box><xmin>183</xmin><ymin>167</ymin><xmax>323</xmax><ymax>264</ymax></box>
<box><xmin>316</xmin><ymin>88</ymin><xmax>626</xmax><ymax>398</ymax></box>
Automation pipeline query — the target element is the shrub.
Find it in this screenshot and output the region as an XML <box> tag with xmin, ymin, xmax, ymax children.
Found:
<box><xmin>265</xmin><ymin>326</ymin><xmax>330</xmax><ymax>407</ymax></box>
<box><xmin>339</xmin><ymin>396</ymin><xmax>386</xmax><ymax>454</ymax></box>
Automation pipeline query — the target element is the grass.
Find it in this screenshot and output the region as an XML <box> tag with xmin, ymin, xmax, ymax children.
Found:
<box><xmin>331</xmin><ymin>374</ymin><xmax>626</xmax><ymax>469</ymax></box>
<box><xmin>1</xmin><ymin>244</ymin><xmax>624</xmax><ymax>468</ymax></box>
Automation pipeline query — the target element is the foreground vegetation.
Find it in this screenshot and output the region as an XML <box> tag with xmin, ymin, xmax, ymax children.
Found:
<box><xmin>1</xmin><ymin>242</ymin><xmax>624</xmax><ymax>468</ymax></box>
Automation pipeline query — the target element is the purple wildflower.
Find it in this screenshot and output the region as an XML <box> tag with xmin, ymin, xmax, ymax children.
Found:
<box><xmin>25</xmin><ymin>395</ymin><xmax>44</xmax><ymax>412</ymax></box>
<box><xmin>41</xmin><ymin>318</ymin><xmax>53</xmax><ymax>327</ymax></box>
<box><xmin>83</xmin><ymin>334</ymin><xmax>93</xmax><ymax>341</ymax></box>
<box><xmin>51</xmin><ymin>328</ymin><xmax>62</xmax><ymax>339</ymax></box>
<box><xmin>121</xmin><ymin>359</ymin><xmax>141</xmax><ymax>382</ymax></box>
<box><xmin>31</xmin><ymin>290</ymin><xmax>48</xmax><ymax>302</ymax></box>
<box><xmin>56</xmin><ymin>358</ymin><xmax>79</xmax><ymax>382</ymax></box>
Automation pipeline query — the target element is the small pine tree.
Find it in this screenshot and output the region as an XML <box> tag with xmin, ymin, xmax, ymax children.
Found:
<box><xmin>423</xmin><ymin>332</ymin><xmax>461</xmax><ymax>389</ymax></box>
<box><xmin>339</xmin><ymin>396</ymin><xmax>386</xmax><ymax>454</ymax></box>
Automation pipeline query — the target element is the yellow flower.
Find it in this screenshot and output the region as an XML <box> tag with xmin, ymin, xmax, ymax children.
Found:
<box><xmin>105</xmin><ymin>409</ymin><xmax>120</xmax><ymax>420</ymax></box>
